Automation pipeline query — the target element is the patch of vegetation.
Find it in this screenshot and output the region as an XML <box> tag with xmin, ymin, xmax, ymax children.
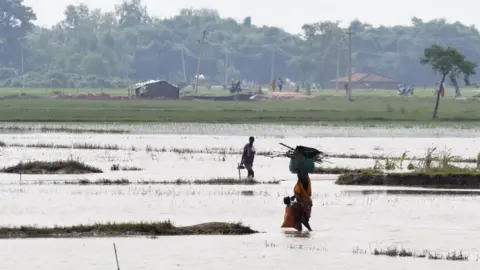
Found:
<box><xmin>336</xmin><ymin>169</ymin><xmax>480</xmax><ymax>189</ymax></box>
<box><xmin>172</xmin><ymin>178</ymin><xmax>280</xmax><ymax>185</ymax></box>
<box><xmin>0</xmin><ymin>221</ymin><xmax>258</xmax><ymax>238</ymax></box>
<box><xmin>370</xmin><ymin>247</ymin><xmax>469</xmax><ymax>261</ymax></box>
<box><xmin>2</xmin><ymin>142</ymin><xmax>480</xmax><ymax>166</ymax></box>
<box><xmin>62</xmin><ymin>178</ymin><xmax>280</xmax><ymax>185</ymax></box>
<box><xmin>1</xmin><ymin>160</ymin><xmax>102</xmax><ymax>174</ymax></box>
<box><xmin>337</xmin><ymin>147</ymin><xmax>480</xmax><ymax>188</ymax></box>
<box><xmin>66</xmin><ymin>179</ymin><xmax>130</xmax><ymax>185</ymax></box>
<box><xmin>110</xmin><ymin>164</ymin><xmax>142</xmax><ymax>171</ymax></box>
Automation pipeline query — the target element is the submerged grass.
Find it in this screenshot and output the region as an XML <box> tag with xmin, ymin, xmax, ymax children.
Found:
<box><xmin>64</xmin><ymin>178</ymin><xmax>280</xmax><ymax>185</ymax></box>
<box><xmin>1</xmin><ymin>160</ymin><xmax>102</xmax><ymax>174</ymax></box>
<box><xmin>0</xmin><ymin>221</ymin><xmax>258</xmax><ymax>238</ymax></box>
<box><xmin>110</xmin><ymin>164</ymin><xmax>142</xmax><ymax>171</ymax></box>
<box><xmin>0</xmin><ymin>125</ymin><xmax>129</xmax><ymax>134</ymax></box>
<box><xmin>368</xmin><ymin>247</ymin><xmax>469</xmax><ymax>261</ymax></box>
<box><xmin>9</xmin><ymin>142</ymin><xmax>122</xmax><ymax>150</ymax></box>
<box><xmin>2</xmin><ymin>142</ymin><xmax>479</xmax><ymax>164</ymax></box>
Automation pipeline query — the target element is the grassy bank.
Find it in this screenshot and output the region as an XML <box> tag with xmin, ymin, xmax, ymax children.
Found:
<box><xmin>1</xmin><ymin>160</ymin><xmax>102</xmax><ymax>174</ymax></box>
<box><xmin>0</xmin><ymin>221</ymin><xmax>257</xmax><ymax>238</ymax></box>
<box><xmin>336</xmin><ymin>169</ymin><xmax>480</xmax><ymax>189</ymax></box>
<box><xmin>1</xmin><ymin>95</ymin><xmax>479</xmax><ymax>123</ymax></box>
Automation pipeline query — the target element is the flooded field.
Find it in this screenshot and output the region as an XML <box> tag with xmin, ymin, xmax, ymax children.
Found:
<box><xmin>0</xmin><ymin>122</ymin><xmax>479</xmax><ymax>269</ymax></box>
<box><xmin>0</xmin><ymin>121</ymin><xmax>480</xmax><ymax>137</ymax></box>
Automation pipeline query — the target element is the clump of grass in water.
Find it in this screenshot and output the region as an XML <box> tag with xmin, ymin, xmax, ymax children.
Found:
<box><xmin>0</xmin><ymin>221</ymin><xmax>258</xmax><ymax>238</ymax></box>
<box><xmin>373</xmin><ymin>247</ymin><xmax>414</xmax><ymax>257</ymax></box>
<box><xmin>372</xmin><ymin>247</ymin><xmax>469</xmax><ymax>261</ymax></box>
<box><xmin>352</xmin><ymin>246</ymin><xmax>367</xmax><ymax>255</ymax></box>
<box><xmin>72</xmin><ymin>179</ymin><xmax>130</xmax><ymax>185</ymax></box>
<box><xmin>73</xmin><ymin>143</ymin><xmax>120</xmax><ymax>150</ymax></box>
<box><xmin>0</xmin><ymin>141</ymin><xmax>6</xmax><ymax>147</ymax></box>
<box><xmin>1</xmin><ymin>160</ymin><xmax>102</xmax><ymax>174</ymax></box>
<box><xmin>373</xmin><ymin>151</ymin><xmax>409</xmax><ymax>171</ymax></box>
<box><xmin>373</xmin><ymin>147</ymin><xmax>467</xmax><ymax>172</ymax></box>
<box><xmin>110</xmin><ymin>164</ymin><xmax>142</xmax><ymax>171</ymax></box>
<box><xmin>446</xmin><ymin>251</ymin><xmax>469</xmax><ymax>261</ymax></box>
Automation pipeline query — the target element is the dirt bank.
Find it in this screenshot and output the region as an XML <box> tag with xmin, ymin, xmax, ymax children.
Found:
<box><xmin>0</xmin><ymin>221</ymin><xmax>258</xmax><ymax>238</ymax></box>
<box><xmin>1</xmin><ymin>160</ymin><xmax>102</xmax><ymax>174</ymax></box>
<box><xmin>336</xmin><ymin>171</ymin><xmax>480</xmax><ymax>189</ymax></box>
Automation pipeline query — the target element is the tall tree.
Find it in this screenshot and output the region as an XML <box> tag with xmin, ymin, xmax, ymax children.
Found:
<box><xmin>420</xmin><ymin>45</ymin><xmax>477</xmax><ymax>119</ymax></box>
<box><xmin>0</xmin><ymin>0</ymin><xmax>36</xmax><ymax>68</ymax></box>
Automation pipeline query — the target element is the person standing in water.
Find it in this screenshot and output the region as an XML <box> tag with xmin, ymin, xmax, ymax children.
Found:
<box><xmin>292</xmin><ymin>169</ymin><xmax>312</xmax><ymax>231</ymax></box>
<box><xmin>240</xmin><ymin>136</ymin><xmax>256</xmax><ymax>179</ymax></box>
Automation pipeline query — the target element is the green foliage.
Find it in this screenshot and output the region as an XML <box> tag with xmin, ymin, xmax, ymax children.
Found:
<box><xmin>420</xmin><ymin>45</ymin><xmax>477</xmax><ymax>118</ymax></box>
<box><xmin>2</xmin><ymin>1</ymin><xmax>480</xmax><ymax>88</ymax></box>
<box><xmin>421</xmin><ymin>45</ymin><xmax>477</xmax><ymax>82</ymax></box>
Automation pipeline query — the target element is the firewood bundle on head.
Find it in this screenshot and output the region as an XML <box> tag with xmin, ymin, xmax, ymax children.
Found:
<box><xmin>285</xmin><ymin>145</ymin><xmax>324</xmax><ymax>173</ymax></box>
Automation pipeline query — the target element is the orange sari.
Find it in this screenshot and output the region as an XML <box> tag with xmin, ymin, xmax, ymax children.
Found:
<box><xmin>294</xmin><ymin>173</ymin><xmax>312</xmax><ymax>218</ymax></box>
<box><xmin>281</xmin><ymin>174</ymin><xmax>312</xmax><ymax>231</ymax></box>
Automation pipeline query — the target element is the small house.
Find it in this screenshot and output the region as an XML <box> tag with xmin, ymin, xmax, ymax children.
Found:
<box><xmin>129</xmin><ymin>80</ymin><xmax>180</xmax><ymax>99</ymax></box>
<box><xmin>330</xmin><ymin>73</ymin><xmax>399</xmax><ymax>89</ymax></box>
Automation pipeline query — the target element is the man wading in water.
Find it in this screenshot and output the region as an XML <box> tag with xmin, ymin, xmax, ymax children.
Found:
<box><xmin>240</xmin><ymin>136</ymin><xmax>256</xmax><ymax>179</ymax></box>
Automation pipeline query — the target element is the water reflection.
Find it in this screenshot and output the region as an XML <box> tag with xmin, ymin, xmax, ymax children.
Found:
<box><xmin>342</xmin><ymin>189</ymin><xmax>480</xmax><ymax>196</ymax></box>
<box><xmin>282</xmin><ymin>230</ymin><xmax>312</xmax><ymax>238</ymax></box>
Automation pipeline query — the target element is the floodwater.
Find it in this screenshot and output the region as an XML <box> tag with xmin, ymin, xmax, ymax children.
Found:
<box><xmin>0</xmin><ymin>123</ymin><xmax>480</xmax><ymax>269</ymax></box>
<box><xmin>2</xmin><ymin>181</ymin><xmax>480</xmax><ymax>269</ymax></box>
<box><xmin>0</xmin><ymin>121</ymin><xmax>480</xmax><ymax>137</ymax></box>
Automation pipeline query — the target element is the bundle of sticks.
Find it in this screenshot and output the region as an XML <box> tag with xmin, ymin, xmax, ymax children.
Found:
<box><xmin>273</xmin><ymin>143</ymin><xmax>326</xmax><ymax>164</ymax></box>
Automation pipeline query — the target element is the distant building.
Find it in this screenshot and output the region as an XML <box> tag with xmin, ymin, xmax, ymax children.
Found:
<box><xmin>330</xmin><ymin>73</ymin><xmax>399</xmax><ymax>89</ymax></box>
<box><xmin>129</xmin><ymin>80</ymin><xmax>180</xmax><ymax>99</ymax></box>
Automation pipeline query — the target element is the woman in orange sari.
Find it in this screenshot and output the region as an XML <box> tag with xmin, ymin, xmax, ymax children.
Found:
<box><xmin>282</xmin><ymin>169</ymin><xmax>312</xmax><ymax>231</ymax></box>
<box><xmin>292</xmin><ymin>170</ymin><xmax>313</xmax><ymax>231</ymax></box>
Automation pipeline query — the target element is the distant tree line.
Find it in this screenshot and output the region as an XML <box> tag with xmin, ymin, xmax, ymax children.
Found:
<box><xmin>1</xmin><ymin>0</ymin><xmax>480</xmax><ymax>89</ymax></box>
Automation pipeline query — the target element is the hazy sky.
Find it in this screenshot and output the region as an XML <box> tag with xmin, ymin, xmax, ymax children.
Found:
<box><xmin>26</xmin><ymin>0</ymin><xmax>477</xmax><ymax>33</ymax></box>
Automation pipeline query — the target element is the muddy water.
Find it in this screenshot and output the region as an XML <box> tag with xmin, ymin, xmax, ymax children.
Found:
<box><xmin>0</xmin><ymin>126</ymin><xmax>479</xmax><ymax>269</ymax></box>
<box><xmin>1</xmin><ymin>180</ymin><xmax>480</xmax><ymax>269</ymax></box>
